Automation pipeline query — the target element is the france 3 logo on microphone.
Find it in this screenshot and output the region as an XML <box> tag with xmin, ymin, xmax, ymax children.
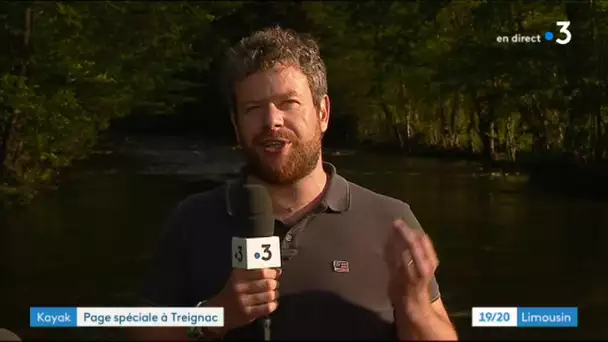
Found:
<box><xmin>232</xmin><ymin>236</ymin><xmax>282</xmax><ymax>269</ymax></box>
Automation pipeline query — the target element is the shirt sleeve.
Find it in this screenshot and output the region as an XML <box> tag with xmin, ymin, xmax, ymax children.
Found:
<box><xmin>401</xmin><ymin>203</ymin><xmax>442</xmax><ymax>302</ymax></box>
<box><xmin>139</xmin><ymin>201</ymin><xmax>192</xmax><ymax>307</ymax></box>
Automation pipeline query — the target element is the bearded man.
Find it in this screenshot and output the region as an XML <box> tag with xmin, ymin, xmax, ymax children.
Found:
<box><xmin>135</xmin><ymin>27</ymin><xmax>458</xmax><ymax>341</ymax></box>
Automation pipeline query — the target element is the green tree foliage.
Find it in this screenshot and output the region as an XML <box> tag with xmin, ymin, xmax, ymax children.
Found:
<box><xmin>1</xmin><ymin>1</ymin><xmax>607</xmax><ymax>205</ymax></box>
<box><xmin>305</xmin><ymin>0</ymin><xmax>607</xmax><ymax>165</ymax></box>
<box><xmin>0</xmin><ymin>1</ymin><xmax>240</xmax><ymax>204</ymax></box>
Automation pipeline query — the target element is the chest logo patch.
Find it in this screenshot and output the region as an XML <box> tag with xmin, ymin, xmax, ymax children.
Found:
<box><xmin>332</xmin><ymin>260</ymin><xmax>350</xmax><ymax>273</ymax></box>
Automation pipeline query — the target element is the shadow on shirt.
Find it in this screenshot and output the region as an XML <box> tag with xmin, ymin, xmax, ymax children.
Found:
<box><xmin>224</xmin><ymin>291</ymin><xmax>396</xmax><ymax>340</ymax></box>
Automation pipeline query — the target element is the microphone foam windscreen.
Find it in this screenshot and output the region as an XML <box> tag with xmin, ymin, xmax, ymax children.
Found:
<box><xmin>240</xmin><ymin>184</ymin><xmax>274</xmax><ymax>237</ymax></box>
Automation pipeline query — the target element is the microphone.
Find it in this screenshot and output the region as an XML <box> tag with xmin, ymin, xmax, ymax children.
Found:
<box><xmin>231</xmin><ymin>184</ymin><xmax>281</xmax><ymax>341</ymax></box>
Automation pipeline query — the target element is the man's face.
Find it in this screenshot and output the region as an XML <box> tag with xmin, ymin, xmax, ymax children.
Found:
<box><xmin>232</xmin><ymin>65</ymin><xmax>330</xmax><ymax>185</ymax></box>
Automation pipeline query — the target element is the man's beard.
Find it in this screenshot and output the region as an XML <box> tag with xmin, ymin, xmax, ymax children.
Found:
<box><xmin>240</xmin><ymin>123</ymin><xmax>322</xmax><ymax>185</ymax></box>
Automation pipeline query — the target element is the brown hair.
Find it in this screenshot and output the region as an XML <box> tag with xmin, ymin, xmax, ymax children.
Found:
<box><xmin>221</xmin><ymin>26</ymin><xmax>328</xmax><ymax>115</ymax></box>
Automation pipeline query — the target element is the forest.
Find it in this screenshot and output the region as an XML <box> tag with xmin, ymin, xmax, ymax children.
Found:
<box><xmin>1</xmin><ymin>1</ymin><xmax>607</xmax><ymax>205</ymax></box>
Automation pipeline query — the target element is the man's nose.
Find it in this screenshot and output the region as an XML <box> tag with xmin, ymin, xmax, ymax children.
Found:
<box><xmin>262</xmin><ymin>104</ymin><xmax>284</xmax><ymax>129</ymax></box>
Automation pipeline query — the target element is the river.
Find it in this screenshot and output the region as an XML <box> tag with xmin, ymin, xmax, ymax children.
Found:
<box><xmin>1</xmin><ymin>136</ymin><xmax>607</xmax><ymax>340</ymax></box>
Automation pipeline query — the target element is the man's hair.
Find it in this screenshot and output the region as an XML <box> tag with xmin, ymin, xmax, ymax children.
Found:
<box><xmin>221</xmin><ymin>26</ymin><xmax>328</xmax><ymax>115</ymax></box>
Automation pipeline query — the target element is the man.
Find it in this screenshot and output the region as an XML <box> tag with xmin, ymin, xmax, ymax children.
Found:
<box><xmin>135</xmin><ymin>27</ymin><xmax>458</xmax><ymax>341</ymax></box>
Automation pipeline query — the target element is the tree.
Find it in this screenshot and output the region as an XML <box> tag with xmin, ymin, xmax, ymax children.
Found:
<box><xmin>0</xmin><ymin>2</ymin><xmax>224</xmax><ymax>204</ymax></box>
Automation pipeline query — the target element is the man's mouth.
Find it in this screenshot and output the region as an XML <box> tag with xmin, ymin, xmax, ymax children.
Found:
<box><xmin>260</xmin><ymin>139</ymin><xmax>290</xmax><ymax>153</ymax></box>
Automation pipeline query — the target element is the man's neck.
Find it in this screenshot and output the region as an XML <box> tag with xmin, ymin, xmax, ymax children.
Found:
<box><xmin>249</xmin><ymin>160</ymin><xmax>328</xmax><ymax>220</ymax></box>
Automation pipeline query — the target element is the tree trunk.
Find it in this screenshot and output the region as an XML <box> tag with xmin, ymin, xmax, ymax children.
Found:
<box><xmin>602</xmin><ymin>117</ymin><xmax>608</xmax><ymax>159</ymax></box>
<box><xmin>438</xmin><ymin>100</ymin><xmax>449</xmax><ymax>148</ymax></box>
<box><xmin>381</xmin><ymin>103</ymin><xmax>404</xmax><ymax>151</ymax></box>
<box><xmin>450</xmin><ymin>91</ymin><xmax>459</xmax><ymax>148</ymax></box>
<box><xmin>489</xmin><ymin>120</ymin><xmax>496</xmax><ymax>159</ymax></box>
<box><xmin>473</xmin><ymin>96</ymin><xmax>495</xmax><ymax>162</ymax></box>
<box><xmin>399</xmin><ymin>75</ymin><xmax>411</xmax><ymax>153</ymax></box>
<box><xmin>481</xmin><ymin>113</ymin><xmax>496</xmax><ymax>162</ymax></box>
<box><xmin>533</xmin><ymin>104</ymin><xmax>549</xmax><ymax>153</ymax></box>
<box><xmin>403</xmin><ymin>111</ymin><xmax>411</xmax><ymax>152</ymax></box>
<box><xmin>505</xmin><ymin>115</ymin><xmax>516</xmax><ymax>161</ymax></box>
<box><xmin>467</xmin><ymin>110</ymin><xmax>475</xmax><ymax>153</ymax></box>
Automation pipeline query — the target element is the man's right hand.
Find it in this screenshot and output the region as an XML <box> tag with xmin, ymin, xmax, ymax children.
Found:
<box><xmin>207</xmin><ymin>268</ymin><xmax>281</xmax><ymax>335</ymax></box>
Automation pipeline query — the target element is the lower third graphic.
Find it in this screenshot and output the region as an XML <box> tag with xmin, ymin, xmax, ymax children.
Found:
<box><xmin>472</xmin><ymin>307</ymin><xmax>578</xmax><ymax>328</ymax></box>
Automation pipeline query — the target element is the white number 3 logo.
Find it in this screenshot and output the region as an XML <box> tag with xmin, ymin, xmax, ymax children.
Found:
<box><xmin>556</xmin><ymin>21</ymin><xmax>572</xmax><ymax>45</ymax></box>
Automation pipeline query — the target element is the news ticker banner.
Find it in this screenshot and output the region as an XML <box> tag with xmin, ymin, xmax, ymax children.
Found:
<box><xmin>30</xmin><ymin>306</ymin><xmax>577</xmax><ymax>328</ymax></box>
<box><xmin>472</xmin><ymin>307</ymin><xmax>578</xmax><ymax>328</ymax></box>
<box><xmin>30</xmin><ymin>307</ymin><xmax>224</xmax><ymax>328</ymax></box>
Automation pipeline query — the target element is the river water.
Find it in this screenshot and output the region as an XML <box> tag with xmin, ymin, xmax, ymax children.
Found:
<box><xmin>1</xmin><ymin>137</ymin><xmax>607</xmax><ymax>340</ymax></box>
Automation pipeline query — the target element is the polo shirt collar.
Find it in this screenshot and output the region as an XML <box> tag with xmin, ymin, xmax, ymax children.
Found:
<box><xmin>225</xmin><ymin>162</ymin><xmax>350</xmax><ymax>216</ymax></box>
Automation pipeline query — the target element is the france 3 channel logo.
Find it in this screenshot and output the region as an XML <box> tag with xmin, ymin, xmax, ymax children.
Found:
<box><xmin>496</xmin><ymin>21</ymin><xmax>572</xmax><ymax>45</ymax></box>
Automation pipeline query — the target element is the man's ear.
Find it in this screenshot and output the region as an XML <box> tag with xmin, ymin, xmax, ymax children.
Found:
<box><xmin>319</xmin><ymin>94</ymin><xmax>330</xmax><ymax>133</ymax></box>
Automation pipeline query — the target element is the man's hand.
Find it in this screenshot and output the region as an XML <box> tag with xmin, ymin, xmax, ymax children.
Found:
<box><xmin>132</xmin><ymin>269</ymin><xmax>281</xmax><ymax>341</ymax></box>
<box><xmin>208</xmin><ymin>268</ymin><xmax>281</xmax><ymax>336</ymax></box>
<box><xmin>385</xmin><ymin>219</ymin><xmax>438</xmax><ymax>316</ymax></box>
<box><xmin>385</xmin><ymin>219</ymin><xmax>457</xmax><ymax>340</ymax></box>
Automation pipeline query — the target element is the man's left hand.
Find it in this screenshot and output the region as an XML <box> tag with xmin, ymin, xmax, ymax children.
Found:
<box><xmin>385</xmin><ymin>219</ymin><xmax>458</xmax><ymax>340</ymax></box>
<box><xmin>385</xmin><ymin>219</ymin><xmax>439</xmax><ymax>319</ymax></box>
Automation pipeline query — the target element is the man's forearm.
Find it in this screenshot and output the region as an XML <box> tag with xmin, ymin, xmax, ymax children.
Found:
<box><xmin>395</xmin><ymin>306</ymin><xmax>458</xmax><ymax>341</ymax></box>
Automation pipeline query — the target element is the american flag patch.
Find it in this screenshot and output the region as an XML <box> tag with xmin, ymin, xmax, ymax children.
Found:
<box><xmin>332</xmin><ymin>260</ymin><xmax>350</xmax><ymax>273</ymax></box>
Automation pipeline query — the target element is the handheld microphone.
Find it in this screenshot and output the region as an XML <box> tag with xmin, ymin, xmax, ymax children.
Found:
<box><xmin>231</xmin><ymin>184</ymin><xmax>281</xmax><ymax>341</ymax></box>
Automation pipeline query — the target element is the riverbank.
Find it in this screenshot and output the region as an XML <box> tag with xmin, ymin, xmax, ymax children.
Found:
<box><xmin>355</xmin><ymin>142</ymin><xmax>608</xmax><ymax>199</ymax></box>
<box><xmin>2</xmin><ymin>134</ymin><xmax>606</xmax><ymax>212</ymax></box>
<box><xmin>69</xmin><ymin>134</ymin><xmax>608</xmax><ymax>200</ymax></box>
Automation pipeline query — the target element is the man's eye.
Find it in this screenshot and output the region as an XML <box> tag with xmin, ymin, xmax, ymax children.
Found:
<box><xmin>282</xmin><ymin>100</ymin><xmax>300</xmax><ymax>108</ymax></box>
<box><xmin>245</xmin><ymin>106</ymin><xmax>260</xmax><ymax>112</ymax></box>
